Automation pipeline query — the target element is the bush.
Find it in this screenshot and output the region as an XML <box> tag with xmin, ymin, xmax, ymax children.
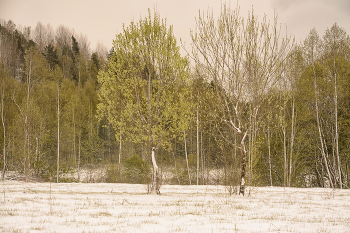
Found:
<box><xmin>124</xmin><ymin>155</ymin><xmax>151</xmax><ymax>184</ymax></box>
<box><xmin>106</xmin><ymin>164</ymin><xmax>124</xmax><ymax>183</ymax></box>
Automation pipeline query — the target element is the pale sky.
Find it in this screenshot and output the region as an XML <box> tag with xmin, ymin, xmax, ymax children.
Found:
<box><xmin>0</xmin><ymin>0</ymin><xmax>349</xmax><ymax>54</ymax></box>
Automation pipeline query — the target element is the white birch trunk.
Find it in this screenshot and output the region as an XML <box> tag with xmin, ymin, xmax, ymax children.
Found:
<box><xmin>151</xmin><ymin>146</ymin><xmax>159</xmax><ymax>194</ymax></box>
<box><xmin>196</xmin><ymin>105</ymin><xmax>199</xmax><ymax>185</ymax></box>
<box><xmin>201</xmin><ymin>131</ymin><xmax>204</xmax><ymax>185</ymax></box>
<box><xmin>1</xmin><ymin>88</ymin><xmax>5</xmax><ymax>181</ymax></box>
<box><xmin>119</xmin><ymin>128</ymin><xmax>122</xmax><ymax>164</ymax></box>
<box><xmin>57</xmin><ymin>84</ymin><xmax>60</xmax><ymax>183</ymax></box>
<box><xmin>268</xmin><ymin>124</ymin><xmax>272</xmax><ymax>186</ymax></box>
<box><xmin>283</xmin><ymin>93</ymin><xmax>287</xmax><ymax>187</ymax></box>
<box><xmin>25</xmin><ymin>61</ymin><xmax>32</xmax><ymax>182</ymax></box>
<box><xmin>314</xmin><ymin>68</ymin><xmax>334</xmax><ymax>189</ymax></box>
<box><xmin>184</xmin><ymin>131</ymin><xmax>191</xmax><ymax>185</ymax></box>
<box><xmin>73</xmin><ymin>108</ymin><xmax>76</xmax><ymax>165</ymax></box>
<box><xmin>78</xmin><ymin>133</ymin><xmax>81</xmax><ymax>182</ymax></box>
<box><xmin>239</xmin><ymin>131</ymin><xmax>248</xmax><ymax>196</ymax></box>
<box><xmin>334</xmin><ymin>65</ymin><xmax>342</xmax><ymax>189</ymax></box>
<box><xmin>289</xmin><ymin>96</ymin><xmax>295</xmax><ymax>187</ymax></box>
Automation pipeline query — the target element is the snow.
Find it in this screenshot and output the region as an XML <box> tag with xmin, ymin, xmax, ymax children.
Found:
<box><xmin>1</xmin><ymin>181</ymin><xmax>349</xmax><ymax>233</ymax></box>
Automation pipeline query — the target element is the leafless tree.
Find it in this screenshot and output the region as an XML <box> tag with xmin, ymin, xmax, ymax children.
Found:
<box><xmin>33</xmin><ymin>21</ymin><xmax>48</xmax><ymax>53</ymax></box>
<box><xmin>191</xmin><ymin>4</ymin><xmax>293</xmax><ymax>195</ymax></box>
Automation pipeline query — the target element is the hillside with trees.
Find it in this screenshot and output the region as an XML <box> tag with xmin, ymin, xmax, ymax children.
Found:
<box><xmin>1</xmin><ymin>4</ymin><xmax>350</xmax><ymax>193</ymax></box>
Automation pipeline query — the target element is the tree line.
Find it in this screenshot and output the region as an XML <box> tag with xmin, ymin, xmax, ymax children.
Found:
<box><xmin>0</xmin><ymin>18</ymin><xmax>110</xmax><ymax>182</ymax></box>
<box><xmin>1</xmin><ymin>4</ymin><xmax>350</xmax><ymax>193</ymax></box>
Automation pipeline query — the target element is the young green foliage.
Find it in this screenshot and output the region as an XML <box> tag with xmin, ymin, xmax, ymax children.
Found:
<box><xmin>98</xmin><ymin>9</ymin><xmax>190</xmax><ymax>193</ymax></box>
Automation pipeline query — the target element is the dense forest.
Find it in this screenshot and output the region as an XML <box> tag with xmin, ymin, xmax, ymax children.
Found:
<box><xmin>1</xmin><ymin>5</ymin><xmax>350</xmax><ymax>193</ymax></box>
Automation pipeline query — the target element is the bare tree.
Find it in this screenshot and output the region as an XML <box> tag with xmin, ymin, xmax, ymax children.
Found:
<box><xmin>0</xmin><ymin>20</ymin><xmax>22</xmax><ymax>79</ymax></box>
<box><xmin>77</xmin><ymin>33</ymin><xmax>91</xmax><ymax>61</ymax></box>
<box><xmin>46</xmin><ymin>23</ymin><xmax>55</xmax><ymax>45</ymax></box>
<box><xmin>191</xmin><ymin>4</ymin><xmax>293</xmax><ymax>195</ymax></box>
<box><xmin>33</xmin><ymin>22</ymin><xmax>48</xmax><ymax>52</ymax></box>
<box><xmin>55</xmin><ymin>25</ymin><xmax>73</xmax><ymax>53</ymax></box>
<box><xmin>95</xmin><ymin>41</ymin><xmax>108</xmax><ymax>61</ymax></box>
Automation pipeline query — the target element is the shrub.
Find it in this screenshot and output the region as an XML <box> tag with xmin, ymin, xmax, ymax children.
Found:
<box><xmin>106</xmin><ymin>164</ymin><xmax>124</xmax><ymax>183</ymax></box>
<box><xmin>124</xmin><ymin>155</ymin><xmax>151</xmax><ymax>184</ymax></box>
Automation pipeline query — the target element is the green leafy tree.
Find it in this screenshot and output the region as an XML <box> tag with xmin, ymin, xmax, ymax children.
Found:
<box><xmin>11</xmin><ymin>47</ymin><xmax>49</xmax><ymax>180</ymax></box>
<box><xmin>0</xmin><ymin>61</ymin><xmax>17</xmax><ymax>180</ymax></box>
<box><xmin>98</xmin><ymin>9</ymin><xmax>190</xmax><ymax>194</ymax></box>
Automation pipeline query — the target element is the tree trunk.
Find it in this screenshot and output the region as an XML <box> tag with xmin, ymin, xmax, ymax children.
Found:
<box><xmin>196</xmin><ymin>104</ymin><xmax>199</xmax><ymax>185</ymax></box>
<box><xmin>1</xmin><ymin>89</ymin><xmax>5</xmax><ymax>181</ymax></box>
<box><xmin>184</xmin><ymin>131</ymin><xmax>191</xmax><ymax>185</ymax></box>
<box><xmin>268</xmin><ymin>124</ymin><xmax>272</xmax><ymax>186</ymax></box>
<box><xmin>314</xmin><ymin>69</ymin><xmax>334</xmax><ymax>189</ymax></box>
<box><xmin>89</xmin><ymin>99</ymin><xmax>93</xmax><ymax>164</ymax></box>
<box><xmin>201</xmin><ymin>131</ymin><xmax>204</xmax><ymax>185</ymax></box>
<box><xmin>150</xmin><ymin>146</ymin><xmax>160</xmax><ymax>194</ymax></box>
<box><xmin>334</xmin><ymin>68</ymin><xmax>342</xmax><ymax>189</ymax></box>
<box><xmin>78</xmin><ymin>132</ymin><xmax>81</xmax><ymax>182</ymax></box>
<box><xmin>23</xmin><ymin>124</ymin><xmax>27</xmax><ymax>182</ymax></box>
<box><xmin>119</xmin><ymin>127</ymin><xmax>122</xmax><ymax>164</ymax></box>
<box><xmin>283</xmin><ymin>93</ymin><xmax>287</xmax><ymax>187</ymax></box>
<box><xmin>288</xmin><ymin>96</ymin><xmax>295</xmax><ymax>187</ymax></box>
<box><xmin>57</xmin><ymin>84</ymin><xmax>60</xmax><ymax>183</ymax></box>
<box><xmin>239</xmin><ymin>131</ymin><xmax>248</xmax><ymax>196</ymax></box>
<box><xmin>248</xmin><ymin>113</ymin><xmax>252</xmax><ymax>189</ymax></box>
<box><xmin>73</xmin><ymin>108</ymin><xmax>76</xmax><ymax>165</ymax></box>
<box><xmin>77</xmin><ymin>84</ymin><xmax>82</xmax><ymax>182</ymax></box>
<box><xmin>25</xmin><ymin>60</ymin><xmax>32</xmax><ymax>182</ymax></box>
<box><xmin>283</xmin><ymin>124</ymin><xmax>287</xmax><ymax>187</ymax></box>
<box><xmin>239</xmin><ymin>148</ymin><xmax>246</xmax><ymax>195</ymax></box>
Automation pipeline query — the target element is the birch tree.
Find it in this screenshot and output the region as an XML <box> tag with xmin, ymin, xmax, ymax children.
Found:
<box><xmin>285</xmin><ymin>47</ymin><xmax>303</xmax><ymax>187</ymax></box>
<box><xmin>191</xmin><ymin>4</ymin><xmax>293</xmax><ymax>195</ymax></box>
<box><xmin>1</xmin><ymin>78</ymin><xmax>5</xmax><ymax>181</ymax></box>
<box><xmin>303</xmin><ymin>29</ymin><xmax>334</xmax><ymax>188</ymax></box>
<box><xmin>0</xmin><ymin>63</ymin><xmax>12</xmax><ymax>180</ymax></box>
<box><xmin>322</xmin><ymin>23</ymin><xmax>349</xmax><ymax>189</ymax></box>
<box><xmin>13</xmin><ymin>47</ymin><xmax>48</xmax><ymax>181</ymax></box>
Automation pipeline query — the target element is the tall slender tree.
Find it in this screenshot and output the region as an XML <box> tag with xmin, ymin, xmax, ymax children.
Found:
<box><xmin>303</xmin><ymin>29</ymin><xmax>334</xmax><ymax>188</ymax></box>
<box><xmin>322</xmin><ymin>23</ymin><xmax>349</xmax><ymax>189</ymax></box>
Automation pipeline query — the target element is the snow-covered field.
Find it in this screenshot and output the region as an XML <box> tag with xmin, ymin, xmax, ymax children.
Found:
<box><xmin>1</xmin><ymin>181</ymin><xmax>349</xmax><ymax>233</ymax></box>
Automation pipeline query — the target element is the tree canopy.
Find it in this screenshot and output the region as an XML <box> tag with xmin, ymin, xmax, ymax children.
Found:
<box><xmin>1</xmin><ymin>5</ymin><xmax>350</xmax><ymax>191</ymax></box>
<box><xmin>98</xmin><ymin>9</ymin><xmax>191</xmax><ymax>193</ymax></box>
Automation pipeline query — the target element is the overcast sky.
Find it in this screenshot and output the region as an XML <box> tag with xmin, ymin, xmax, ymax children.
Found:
<box><xmin>0</xmin><ymin>0</ymin><xmax>349</xmax><ymax>53</ymax></box>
